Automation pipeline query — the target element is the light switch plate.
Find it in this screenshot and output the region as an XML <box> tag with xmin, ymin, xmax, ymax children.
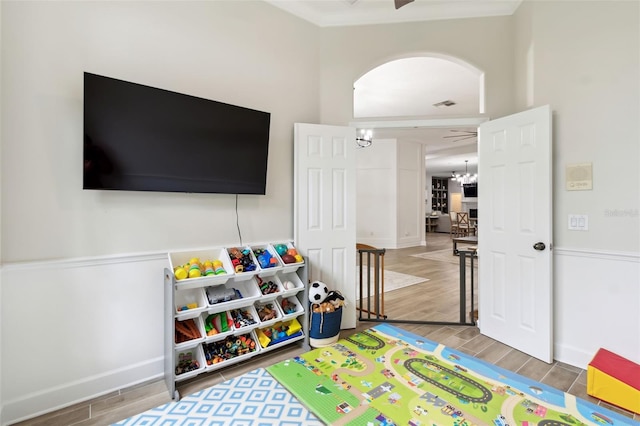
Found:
<box><xmin>568</xmin><ymin>214</ymin><xmax>588</xmax><ymax>231</ymax></box>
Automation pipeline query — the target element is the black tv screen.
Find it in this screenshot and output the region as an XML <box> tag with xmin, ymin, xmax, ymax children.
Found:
<box><xmin>83</xmin><ymin>72</ymin><xmax>271</xmax><ymax>194</ymax></box>
<box><xmin>463</xmin><ymin>183</ymin><xmax>477</xmax><ymax>198</ymax></box>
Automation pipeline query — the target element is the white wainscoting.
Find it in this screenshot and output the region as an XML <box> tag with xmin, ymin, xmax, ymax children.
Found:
<box><xmin>553</xmin><ymin>247</ymin><xmax>640</xmax><ymax>369</ymax></box>
<box><xmin>1</xmin><ymin>252</ymin><xmax>168</xmax><ymax>425</ymax></box>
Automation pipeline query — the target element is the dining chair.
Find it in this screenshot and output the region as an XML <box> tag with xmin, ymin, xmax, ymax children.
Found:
<box><xmin>449</xmin><ymin>211</ymin><xmax>460</xmax><ymax>238</ymax></box>
<box><xmin>456</xmin><ymin>212</ymin><xmax>476</xmax><ymax>236</ymax></box>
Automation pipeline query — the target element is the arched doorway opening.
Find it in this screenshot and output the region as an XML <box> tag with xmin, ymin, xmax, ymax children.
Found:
<box><xmin>352</xmin><ymin>54</ymin><xmax>486</xmax><ymax>249</ymax></box>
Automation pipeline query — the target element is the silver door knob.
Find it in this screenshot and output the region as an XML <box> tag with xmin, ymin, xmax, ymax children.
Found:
<box><xmin>533</xmin><ymin>242</ymin><xmax>546</xmax><ymax>251</ymax></box>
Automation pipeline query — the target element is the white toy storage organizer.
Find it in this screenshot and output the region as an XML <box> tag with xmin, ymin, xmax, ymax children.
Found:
<box><xmin>164</xmin><ymin>242</ymin><xmax>309</xmax><ymax>400</ymax></box>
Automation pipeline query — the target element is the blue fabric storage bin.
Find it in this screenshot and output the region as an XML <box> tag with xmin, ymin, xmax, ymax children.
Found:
<box><xmin>309</xmin><ymin>307</ymin><xmax>342</xmax><ymax>339</ymax></box>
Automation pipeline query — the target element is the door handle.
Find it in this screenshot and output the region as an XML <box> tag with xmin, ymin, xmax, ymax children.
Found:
<box><xmin>533</xmin><ymin>242</ymin><xmax>546</xmax><ymax>251</ymax></box>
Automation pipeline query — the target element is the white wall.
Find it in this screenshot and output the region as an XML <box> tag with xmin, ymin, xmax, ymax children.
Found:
<box><xmin>1</xmin><ymin>1</ymin><xmax>320</xmax><ymax>423</ymax></box>
<box><xmin>1</xmin><ymin>0</ymin><xmax>319</xmax><ymax>262</ymax></box>
<box><xmin>318</xmin><ymin>16</ymin><xmax>515</xmax><ymax>125</ymax></box>
<box><xmin>514</xmin><ymin>0</ymin><xmax>640</xmax><ymax>366</ymax></box>
<box><xmin>356</xmin><ymin>139</ymin><xmax>423</xmax><ymax>249</ymax></box>
<box><xmin>396</xmin><ymin>141</ymin><xmax>423</xmax><ymax>248</ymax></box>
<box><xmin>356</xmin><ymin>139</ymin><xmax>397</xmax><ymax>248</ymax></box>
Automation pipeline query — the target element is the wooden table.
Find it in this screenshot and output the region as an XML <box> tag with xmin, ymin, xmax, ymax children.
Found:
<box><xmin>425</xmin><ymin>215</ymin><xmax>439</xmax><ymax>233</ymax></box>
<box><xmin>453</xmin><ymin>235</ymin><xmax>478</xmax><ymax>255</ymax></box>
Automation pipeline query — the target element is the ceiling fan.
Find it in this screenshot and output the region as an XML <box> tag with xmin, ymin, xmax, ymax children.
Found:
<box><xmin>349</xmin><ymin>0</ymin><xmax>415</xmax><ymax>9</ymax></box>
<box><xmin>443</xmin><ymin>129</ymin><xmax>478</xmax><ymax>143</ymax></box>
<box><xmin>394</xmin><ymin>0</ymin><xmax>415</xmax><ymax>9</ymax></box>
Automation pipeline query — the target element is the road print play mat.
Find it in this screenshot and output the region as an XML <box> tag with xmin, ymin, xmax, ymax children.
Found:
<box><xmin>267</xmin><ymin>324</ymin><xmax>637</xmax><ymax>426</ymax></box>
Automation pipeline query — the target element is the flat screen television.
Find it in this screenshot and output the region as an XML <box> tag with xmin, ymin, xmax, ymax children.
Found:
<box><xmin>83</xmin><ymin>72</ymin><xmax>271</xmax><ymax>194</ymax></box>
<box><xmin>462</xmin><ymin>183</ymin><xmax>477</xmax><ymax>198</ymax></box>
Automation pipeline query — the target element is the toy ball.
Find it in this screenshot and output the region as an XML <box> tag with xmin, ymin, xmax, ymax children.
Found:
<box><xmin>275</xmin><ymin>244</ymin><xmax>288</xmax><ymax>256</ymax></box>
<box><xmin>281</xmin><ymin>254</ymin><xmax>296</xmax><ymax>264</ymax></box>
<box><xmin>309</xmin><ymin>281</ymin><xmax>329</xmax><ymax>304</ymax></box>
<box><xmin>282</xmin><ymin>280</ymin><xmax>295</xmax><ymax>290</ymax></box>
<box><xmin>174</xmin><ymin>267</ymin><xmax>188</xmax><ymax>280</ymax></box>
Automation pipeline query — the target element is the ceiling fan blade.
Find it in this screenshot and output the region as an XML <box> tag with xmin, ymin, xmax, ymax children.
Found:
<box><xmin>448</xmin><ymin>135</ymin><xmax>477</xmax><ymax>142</ymax></box>
<box><xmin>394</xmin><ymin>0</ymin><xmax>414</xmax><ymax>9</ymax></box>
<box><xmin>449</xmin><ymin>129</ymin><xmax>477</xmax><ymax>134</ymax></box>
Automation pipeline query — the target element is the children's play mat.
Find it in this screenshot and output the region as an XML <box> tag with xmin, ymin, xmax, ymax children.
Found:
<box><xmin>267</xmin><ymin>324</ymin><xmax>637</xmax><ymax>426</ymax></box>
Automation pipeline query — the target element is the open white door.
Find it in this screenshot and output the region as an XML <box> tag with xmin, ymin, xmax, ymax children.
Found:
<box><xmin>478</xmin><ymin>105</ymin><xmax>553</xmax><ymax>363</ymax></box>
<box><xmin>294</xmin><ymin>123</ymin><xmax>357</xmax><ymax>329</ymax></box>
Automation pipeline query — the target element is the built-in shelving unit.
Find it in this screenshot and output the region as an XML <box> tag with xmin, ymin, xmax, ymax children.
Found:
<box><xmin>431</xmin><ymin>177</ymin><xmax>449</xmax><ymax>214</ymax></box>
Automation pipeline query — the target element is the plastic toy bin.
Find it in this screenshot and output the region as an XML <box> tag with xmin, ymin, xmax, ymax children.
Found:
<box><xmin>174</xmin><ymin>316</ymin><xmax>205</xmax><ymax>349</ymax></box>
<box><xmin>276</xmin><ymin>271</ymin><xmax>305</xmax><ymax>298</ymax></box>
<box><xmin>202</xmin><ymin>331</ymin><xmax>260</xmax><ymax>370</ymax></box>
<box><xmin>226</xmin><ymin>246</ymin><xmax>261</xmax><ymax>281</ymax></box>
<box><xmin>251</xmin><ymin>244</ymin><xmax>282</xmax><ymax>277</ymax></box>
<box><xmin>174</xmin><ymin>287</ymin><xmax>207</xmax><ymax>318</ymax></box>
<box><xmin>271</xmin><ymin>242</ymin><xmax>304</xmax><ymax>273</ymax></box>
<box><xmin>278</xmin><ymin>295</ymin><xmax>304</xmax><ymax>321</ymax></box>
<box><xmin>254</xmin><ymin>300</ymin><xmax>282</xmax><ymax>327</ymax></box>
<box><xmin>200</xmin><ymin>311</ymin><xmax>235</xmax><ymax>342</ymax></box>
<box><xmin>169</xmin><ymin>248</ymin><xmax>234</xmax><ymax>288</ymax></box>
<box><xmin>174</xmin><ymin>345</ymin><xmax>205</xmax><ymax>382</ymax></box>
<box><xmin>204</xmin><ymin>279</ymin><xmax>261</xmax><ymax>312</ymax></box>
<box><xmin>255</xmin><ymin>275</ymin><xmax>284</xmax><ymax>301</ymax></box>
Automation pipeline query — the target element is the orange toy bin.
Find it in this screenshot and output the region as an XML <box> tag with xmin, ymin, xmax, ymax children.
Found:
<box><xmin>587</xmin><ymin>348</ymin><xmax>640</xmax><ymax>415</ymax></box>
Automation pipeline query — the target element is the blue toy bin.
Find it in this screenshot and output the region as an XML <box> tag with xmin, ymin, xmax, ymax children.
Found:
<box><xmin>309</xmin><ymin>306</ymin><xmax>342</xmax><ymax>348</ymax></box>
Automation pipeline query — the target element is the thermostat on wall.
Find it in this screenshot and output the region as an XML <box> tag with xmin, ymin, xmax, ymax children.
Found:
<box><xmin>566</xmin><ymin>163</ymin><xmax>593</xmax><ymax>191</ymax></box>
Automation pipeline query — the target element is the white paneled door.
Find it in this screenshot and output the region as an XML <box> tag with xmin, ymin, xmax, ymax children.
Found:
<box><xmin>294</xmin><ymin>123</ymin><xmax>357</xmax><ymax>329</ymax></box>
<box><xmin>478</xmin><ymin>105</ymin><xmax>553</xmax><ymax>363</ymax></box>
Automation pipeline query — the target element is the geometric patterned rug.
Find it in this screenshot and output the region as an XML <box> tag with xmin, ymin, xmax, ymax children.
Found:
<box><xmin>111</xmin><ymin>368</ymin><xmax>323</xmax><ymax>425</ymax></box>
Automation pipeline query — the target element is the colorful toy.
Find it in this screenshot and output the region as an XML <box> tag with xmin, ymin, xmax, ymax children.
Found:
<box><xmin>254</xmin><ymin>248</ymin><xmax>279</xmax><ymax>269</ymax></box>
<box><xmin>256</xmin><ymin>318</ymin><xmax>303</xmax><ymax>348</ymax></box>
<box><xmin>274</xmin><ymin>244</ymin><xmax>288</xmax><ymax>256</ymax></box>
<box><xmin>230</xmin><ymin>308</ymin><xmax>257</xmax><ymax>329</ymax></box>
<box><xmin>587</xmin><ymin>347</ymin><xmax>640</xmax><ymax>414</ymax></box>
<box><xmin>325</xmin><ymin>290</ymin><xmax>345</xmax><ymax>308</ymax></box>
<box><xmin>174</xmin><ymin>267</ymin><xmax>188</xmax><ymax>280</ymax></box>
<box><xmin>228</xmin><ymin>247</ymin><xmax>257</xmax><ymax>272</ymax></box>
<box><xmin>257</xmin><ymin>277</ymin><xmax>280</xmax><ymax>295</ymax></box>
<box><xmin>175</xmin><ymin>351</ymin><xmax>199</xmax><ymax>375</ymax></box>
<box><xmin>281</xmin><ymin>297</ymin><xmax>298</xmax><ymax>315</ymax></box>
<box><xmin>204</xmin><ymin>312</ymin><xmax>231</xmax><ymax>336</ymax></box>
<box><xmin>309</xmin><ymin>281</ymin><xmax>329</xmax><ymax>304</ymax></box>
<box><xmin>202</xmin><ymin>333</ymin><xmax>257</xmax><ymax>365</ymax></box>
<box><xmin>205</xmin><ymin>286</ymin><xmax>239</xmax><ymax>305</ymax></box>
<box><xmin>174</xmin><ymin>318</ymin><xmax>201</xmax><ymax>344</ymax></box>
<box><xmin>174</xmin><ymin>257</ymin><xmax>227</xmax><ymax>280</ymax></box>
<box><xmin>256</xmin><ymin>302</ymin><xmax>279</xmax><ymax>321</ymax></box>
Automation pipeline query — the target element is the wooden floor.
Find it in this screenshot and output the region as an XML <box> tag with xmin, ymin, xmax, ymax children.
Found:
<box><xmin>13</xmin><ymin>232</ymin><xmax>638</xmax><ymax>425</ymax></box>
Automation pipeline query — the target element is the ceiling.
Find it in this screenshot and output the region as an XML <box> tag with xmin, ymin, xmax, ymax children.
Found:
<box><xmin>263</xmin><ymin>0</ymin><xmax>523</xmax><ymax>176</ymax></box>
<box><xmin>264</xmin><ymin>0</ymin><xmax>522</xmax><ymax>28</ymax></box>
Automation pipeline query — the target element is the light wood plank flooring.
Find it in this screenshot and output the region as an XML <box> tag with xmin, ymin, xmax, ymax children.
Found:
<box><xmin>13</xmin><ymin>233</ymin><xmax>638</xmax><ymax>425</ymax></box>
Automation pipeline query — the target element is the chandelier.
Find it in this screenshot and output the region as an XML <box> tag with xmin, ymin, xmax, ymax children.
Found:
<box><xmin>356</xmin><ymin>129</ymin><xmax>373</xmax><ymax>148</ymax></box>
<box><xmin>451</xmin><ymin>160</ymin><xmax>477</xmax><ymax>185</ymax></box>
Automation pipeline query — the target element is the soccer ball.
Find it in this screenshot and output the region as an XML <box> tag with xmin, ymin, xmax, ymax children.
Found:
<box><xmin>309</xmin><ymin>281</ymin><xmax>329</xmax><ymax>304</ymax></box>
